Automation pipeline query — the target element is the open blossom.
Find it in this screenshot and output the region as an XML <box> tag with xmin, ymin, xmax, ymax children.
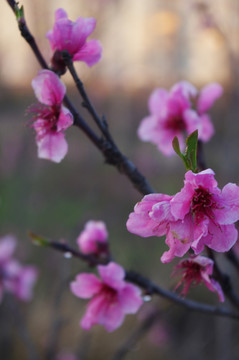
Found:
<box><xmin>173</xmin><ymin>255</ymin><xmax>224</xmax><ymax>302</ymax></box>
<box><xmin>127</xmin><ymin>169</ymin><xmax>239</xmax><ymax>263</ymax></box>
<box><xmin>138</xmin><ymin>81</ymin><xmax>222</xmax><ymax>156</ymax></box>
<box><xmin>77</xmin><ymin>220</ymin><xmax>109</xmax><ymax>256</ymax></box>
<box><xmin>47</xmin><ymin>8</ymin><xmax>102</xmax><ymax>69</ymax></box>
<box><xmin>70</xmin><ymin>262</ymin><xmax>142</xmax><ymax>332</ymax></box>
<box><xmin>29</xmin><ymin>70</ymin><xmax>73</xmax><ymax>163</ymax></box>
<box><xmin>0</xmin><ymin>236</ymin><xmax>38</xmax><ymax>302</ymax></box>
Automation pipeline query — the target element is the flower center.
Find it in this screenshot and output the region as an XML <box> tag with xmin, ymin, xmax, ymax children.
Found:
<box><xmin>191</xmin><ymin>187</ymin><xmax>216</xmax><ymax>223</ymax></box>
<box><xmin>165</xmin><ymin>114</ymin><xmax>186</xmax><ymax>132</ymax></box>
<box><xmin>101</xmin><ymin>284</ymin><xmax>117</xmax><ymax>301</ymax></box>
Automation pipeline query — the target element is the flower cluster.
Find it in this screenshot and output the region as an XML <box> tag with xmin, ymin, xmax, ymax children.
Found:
<box><xmin>127</xmin><ymin>169</ymin><xmax>239</xmax><ymax>263</ymax></box>
<box><xmin>138</xmin><ymin>81</ymin><xmax>223</xmax><ymax>156</ymax></box>
<box><xmin>70</xmin><ymin>262</ymin><xmax>142</xmax><ymax>332</ymax></box>
<box><xmin>173</xmin><ymin>255</ymin><xmax>224</xmax><ymax>302</ymax></box>
<box><xmin>29</xmin><ymin>70</ymin><xmax>73</xmax><ymax>163</ymax></box>
<box><xmin>0</xmin><ymin>236</ymin><xmax>38</xmax><ymax>302</ymax></box>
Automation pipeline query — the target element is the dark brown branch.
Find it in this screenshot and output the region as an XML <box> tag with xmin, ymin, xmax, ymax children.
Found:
<box><xmin>207</xmin><ymin>248</ymin><xmax>239</xmax><ymax>310</ymax></box>
<box><xmin>225</xmin><ymin>249</ymin><xmax>239</xmax><ymax>273</ymax></box>
<box><xmin>39</xmin><ymin>238</ymin><xmax>239</xmax><ymax>321</ymax></box>
<box><xmin>6</xmin><ymin>0</ymin><xmax>154</xmax><ymax>196</ymax></box>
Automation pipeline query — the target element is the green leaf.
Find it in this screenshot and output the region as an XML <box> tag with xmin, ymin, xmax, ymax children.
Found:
<box><xmin>14</xmin><ymin>4</ymin><xmax>24</xmax><ymax>21</ymax></box>
<box><xmin>28</xmin><ymin>231</ymin><xmax>50</xmax><ymax>247</ymax></box>
<box><xmin>185</xmin><ymin>130</ymin><xmax>198</xmax><ymax>172</ymax></box>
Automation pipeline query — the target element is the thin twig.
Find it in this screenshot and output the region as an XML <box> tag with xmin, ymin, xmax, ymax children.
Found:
<box><xmin>111</xmin><ymin>310</ymin><xmax>162</xmax><ymax>360</ymax></box>
<box><xmin>125</xmin><ymin>270</ymin><xmax>239</xmax><ymax>320</ymax></box>
<box><xmin>37</xmin><ymin>238</ymin><xmax>239</xmax><ymax>321</ymax></box>
<box><xmin>225</xmin><ymin>249</ymin><xmax>239</xmax><ymax>273</ymax></box>
<box><xmin>6</xmin><ymin>0</ymin><xmax>154</xmax><ymax>196</ymax></box>
<box><xmin>207</xmin><ymin>248</ymin><xmax>239</xmax><ymax>310</ymax></box>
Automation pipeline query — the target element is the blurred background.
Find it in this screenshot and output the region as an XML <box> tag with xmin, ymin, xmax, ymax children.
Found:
<box><xmin>0</xmin><ymin>0</ymin><xmax>239</xmax><ymax>359</ymax></box>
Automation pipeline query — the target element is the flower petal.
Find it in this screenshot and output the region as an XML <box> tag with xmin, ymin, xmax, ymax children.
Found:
<box><xmin>32</xmin><ymin>70</ymin><xmax>65</xmax><ymax>105</ymax></box>
<box><xmin>197</xmin><ymin>83</ymin><xmax>223</xmax><ymax>114</ymax></box>
<box><xmin>73</xmin><ymin>39</ymin><xmax>102</xmax><ymax>66</ymax></box>
<box><xmin>36</xmin><ymin>132</ymin><xmax>68</xmax><ymax>163</ymax></box>
<box><xmin>118</xmin><ymin>284</ymin><xmax>142</xmax><ymax>313</ymax></box>
<box><xmin>70</xmin><ymin>273</ymin><xmax>102</xmax><ymax>299</ymax></box>
<box><xmin>98</xmin><ymin>262</ymin><xmax>125</xmax><ymax>290</ymax></box>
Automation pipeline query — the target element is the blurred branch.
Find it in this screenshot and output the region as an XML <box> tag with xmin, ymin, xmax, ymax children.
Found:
<box><xmin>225</xmin><ymin>249</ymin><xmax>239</xmax><ymax>273</ymax></box>
<box><xmin>8</xmin><ymin>296</ymin><xmax>40</xmax><ymax>360</ymax></box>
<box><xmin>5</xmin><ymin>0</ymin><xmax>154</xmax><ymax>196</ymax></box>
<box><xmin>111</xmin><ymin>310</ymin><xmax>162</xmax><ymax>360</ymax></box>
<box><xmin>207</xmin><ymin>248</ymin><xmax>239</xmax><ymax>310</ymax></box>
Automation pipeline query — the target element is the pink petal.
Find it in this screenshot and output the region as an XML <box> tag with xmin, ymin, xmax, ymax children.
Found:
<box><xmin>72</xmin><ymin>17</ymin><xmax>97</xmax><ymax>49</ymax></box>
<box><xmin>214</xmin><ymin>183</ymin><xmax>239</xmax><ymax>224</ymax></box>
<box><xmin>77</xmin><ymin>220</ymin><xmax>108</xmax><ymax>254</ymax></box>
<box><xmin>126</xmin><ymin>194</ymin><xmax>172</xmax><ymax>237</ymax></box>
<box><xmin>148</xmin><ymin>89</ymin><xmax>168</xmax><ymax>115</ymax></box>
<box><xmin>81</xmin><ymin>294</ymin><xmax>125</xmax><ymax>332</ymax></box>
<box><xmin>70</xmin><ymin>273</ymin><xmax>102</xmax><ymax>299</ymax></box>
<box><xmin>170</xmin><ymin>182</ymin><xmax>194</xmax><ymax>220</ymax></box>
<box><xmin>161</xmin><ymin>227</ymin><xmax>191</xmax><ymax>263</ymax></box>
<box><xmin>73</xmin><ymin>39</ymin><xmax>102</xmax><ymax>66</ymax></box>
<box><xmin>203</xmin><ymin>223</ymin><xmax>238</xmax><ymax>253</ymax></box>
<box><xmin>0</xmin><ymin>235</ymin><xmax>17</xmax><ymax>262</ymax></box>
<box><xmin>55</xmin><ymin>8</ymin><xmax>68</xmax><ymax>21</ymax></box>
<box><xmin>118</xmin><ymin>284</ymin><xmax>142</xmax><ymax>313</ymax></box>
<box><xmin>32</xmin><ymin>70</ymin><xmax>66</xmax><ymax>106</ymax></box>
<box><xmin>197</xmin><ymin>83</ymin><xmax>223</xmax><ymax>114</ymax></box>
<box><xmin>171</xmin><ymin>81</ymin><xmax>198</xmax><ymax>99</ymax></box>
<box><xmin>57</xmin><ymin>106</ymin><xmax>73</xmax><ymax>132</ymax></box>
<box><xmin>183</xmin><ymin>110</ymin><xmax>214</xmax><ymax>142</ymax></box>
<box><xmin>98</xmin><ymin>262</ymin><xmax>125</xmax><ymax>290</ymax></box>
<box><xmin>36</xmin><ymin>132</ymin><xmax>68</xmax><ymax>163</ymax></box>
<box><xmin>15</xmin><ymin>266</ymin><xmax>38</xmax><ymax>301</ymax></box>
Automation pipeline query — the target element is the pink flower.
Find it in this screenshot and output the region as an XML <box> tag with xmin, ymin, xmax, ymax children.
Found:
<box><xmin>70</xmin><ymin>262</ymin><xmax>143</xmax><ymax>332</ymax></box>
<box><xmin>173</xmin><ymin>255</ymin><xmax>224</xmax><ymax>302</ymax></box>
<box><xmin>138</xmin><ymin>81</ymin><xmax>222</xmax><ymax>156</ymax></box>
<box><xmin>0</xmin><ymin>236</ymin><xmax>38</xmax><ymax>302</ymax></box>
<box><xmin>127</xmin><ymin>169</ymin><xmax>239</xmax><ymax>263</ymax></box>
<box><xmin>77</xmin><ymin>220</ymin><xmax>109</xmax><ymax>256</ymax></box>
<box><xmin>47</xmin><ymin>8</ymin><xmax>102</xmax><ymax>68</ymax></box>
<box><xmin>30</xmin><ymin>70</ymin><xmax>73</xmax><ymax>163</ymax></box>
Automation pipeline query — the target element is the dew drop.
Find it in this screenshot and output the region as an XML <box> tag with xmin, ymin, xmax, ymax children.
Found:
<box><xmin>143</xmin><ymin>295</ymin><xmax>152</xmax><ymax>302</ymax></box>
<box><xmin>64</xmin><ymin>252</ymin><xmax>72</xmax><ymax>259</ymax></box>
